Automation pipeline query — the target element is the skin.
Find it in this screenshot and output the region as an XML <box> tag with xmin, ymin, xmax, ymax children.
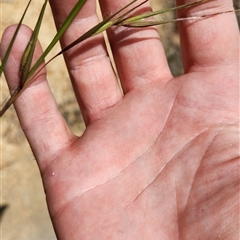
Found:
<box><xmin>1</xmin><ymin>0</ymin><xmax>239</xmax><ymax>239</ymax></box>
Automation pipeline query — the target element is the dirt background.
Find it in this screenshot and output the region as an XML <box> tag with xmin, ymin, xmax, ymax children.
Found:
<box><xmin>0</xmin><ymin>0</ymin><xmax>238</xmax><ymax>239</ymax></box>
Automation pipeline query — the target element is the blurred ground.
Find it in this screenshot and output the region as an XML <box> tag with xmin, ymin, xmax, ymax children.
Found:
<box><xmin>0</xmin><ymin>0</ymin><xmax>238</xmax><ymax>239</ymax></box>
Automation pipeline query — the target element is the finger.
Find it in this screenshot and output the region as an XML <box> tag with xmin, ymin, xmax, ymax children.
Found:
<box><xmin>0</xmin><ymin>25</ymin><xmax>75</xmax><ymax>172</ymax></box>
<box><xmin>49</xmin><ymin>0</ymin><xmax>122</xmax><ymax>125</ymax></box>
<box><xmin>177</xmin><ymin>0</ymin><xmax>239</xmax><ymax>72</ymax></box>
<box><xmin>99</xmin><ymin>0</ymin><xmax>173</xmax><ymax>93</ymax></box>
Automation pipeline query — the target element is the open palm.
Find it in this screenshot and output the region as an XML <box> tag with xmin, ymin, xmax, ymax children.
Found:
<box><xmin>1</xmin><ymin>0</ymin><xmax>239</xmax><ymax>239</ymax></box>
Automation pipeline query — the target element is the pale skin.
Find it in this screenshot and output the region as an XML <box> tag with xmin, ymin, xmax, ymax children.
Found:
<box><xmin>1</xmin><ymin>0</ymin><xmax>239</xmax><ymax>239</ymax></box>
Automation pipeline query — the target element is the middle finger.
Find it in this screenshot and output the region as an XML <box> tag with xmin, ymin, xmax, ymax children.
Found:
<box><xmin>49</xmin><ymin>0</ymin><xmax>122</xmax><ymax>124</ymax></box>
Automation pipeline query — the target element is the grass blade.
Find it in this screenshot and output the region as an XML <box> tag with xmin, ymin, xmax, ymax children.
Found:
<box><xmin>19</xmin><ymin>0</ymin><xmax>48</xmax><ymax>88</ymax></box>
<box><xmin>0</xmin><ymin>0</ymin><xmax>87</xmax><ymax>117</ymax></box>
<box><xmin>118</xmin><ymin>1</ymin><xmax>240</xmax><ymax>27</ymax></box>
<box><xmin>116</xmin><ymin>0</ymin><xmax>208</xmax><ymax>26</ymax></box>
<box><xmin>28</xmin><ymin>0</ymin><xmax>144</xmax><ymax>81</ymax></box>
<box><xmin>26</xmin><ymin>0</ymin><xmax>87</xmax><ymax>82</ymax></box>
<box><xmin>53</xmin><ymin>0</ymin><xmax>141</xmax><ymax>56</ymax></box>
<box><xmin>0</xmin><ymin>0</ymin><xmax>32</xmax><ymax>77</ymax></box>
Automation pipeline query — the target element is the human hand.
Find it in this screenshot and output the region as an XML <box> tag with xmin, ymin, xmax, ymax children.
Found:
<box><xmin>1</xmin><ymin>0</ymin><xmax>239</xmax><ymax>239</ymax></box>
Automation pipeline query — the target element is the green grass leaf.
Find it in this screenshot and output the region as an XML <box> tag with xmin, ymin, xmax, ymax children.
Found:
<box><xmin>26</xmin><ymin>0</ymin><xmax>87</xmax><ymax>82</ymax></box>
<box><xmin>19</xmin><ymin>0</ymin><xmax>48</xmax><ymax>88</ymax></box>
<box><xmin>116</xmin><ymin>0</ymin><xmax>207</xmax><ymax>26</ymax></box>
<box><xmin>52</xmin><ymin>0</ymin><xmax>141</xmax><ymax>57</ymax></box>
<box><xmin>0</xmin><ymin>0</ymin><xmax>87</xmax><ymax>116</ymax></box>
<box><xmin>0</xmin><ymin>0</ymin><xmax>32</xmax><ymax>77</ymax></box>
